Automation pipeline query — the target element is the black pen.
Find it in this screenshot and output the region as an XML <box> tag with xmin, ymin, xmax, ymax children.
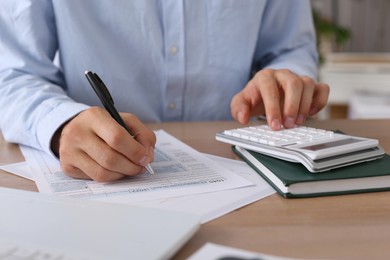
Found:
<box><xmin>84</xmin><ymin>71</ymin><xmax>155</xmax><ymax>175</ymax></box>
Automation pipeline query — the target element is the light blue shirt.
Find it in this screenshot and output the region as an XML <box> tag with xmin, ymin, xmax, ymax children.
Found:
<box><xmin>0</xmin><ymin>0</ymin><xmax>317</xmax><ymax>157</ymax></box>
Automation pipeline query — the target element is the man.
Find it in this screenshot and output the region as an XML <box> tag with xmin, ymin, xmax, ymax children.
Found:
<box><xmin>0</xmin><ymin>1</ymin><xmax>329</xmax><ymax>182</ymax></box>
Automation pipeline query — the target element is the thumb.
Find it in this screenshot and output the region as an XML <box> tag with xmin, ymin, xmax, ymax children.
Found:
<box><xmin>231</xmin><ymin>81</ymin><xmax>265</xmax><ymax>124</ymax></box>
<box><xmin>230</xmin><ymin>93</ymin><xmax>251</xmax><ymax>124</ymax></box>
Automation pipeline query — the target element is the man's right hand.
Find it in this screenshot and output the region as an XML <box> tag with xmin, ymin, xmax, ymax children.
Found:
<box><xmin>51</xmin><ymin>107</ymin><xmax>156</xmax><ymax>182</ymax></box>
<box><xmin>230</xmin><ymin>69</ymin><xmax>330</xmax><ymax>130</ymax></box>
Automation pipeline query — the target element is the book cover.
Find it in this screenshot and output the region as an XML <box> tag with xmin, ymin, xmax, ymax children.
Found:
<box><xmin>233</xmin><ymin>146</ymin><xmax>390</xmax><ymax>198</ymax></box>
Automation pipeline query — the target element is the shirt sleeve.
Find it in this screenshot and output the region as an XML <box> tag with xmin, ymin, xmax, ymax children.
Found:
<box><xmin>253</xmin><ymin>0</ymin><xmax>318</xmax><ymax>79</ymax></box>
<box><xmin>0</xmin><ymin>1</ymin><xmax>89</xmax><ymax>157</ymax></box>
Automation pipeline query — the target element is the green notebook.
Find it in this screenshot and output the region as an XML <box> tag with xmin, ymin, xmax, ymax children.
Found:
<box><xmin>233</xmin><ymin>146</ymin><xmax>390</xmax><ymax>198</ymax></box>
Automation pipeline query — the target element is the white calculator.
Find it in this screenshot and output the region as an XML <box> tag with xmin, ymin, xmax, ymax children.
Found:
<box><xmin>216</xmin><ymin>125</ymin><xmax>385</xmax><ymax>172</ymax></box>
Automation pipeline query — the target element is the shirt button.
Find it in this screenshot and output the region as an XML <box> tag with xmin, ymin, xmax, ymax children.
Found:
<box><xmin>168</xmin><ymin>102</ymin><xmax>176</xmax><ymax>110</ymax></box>
<box><xmin>169</xmin><ymin>45</ymin><xmax>179</xmax><ymax>55</ymax></box>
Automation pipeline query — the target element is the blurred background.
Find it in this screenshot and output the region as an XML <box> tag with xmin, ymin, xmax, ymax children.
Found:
<box><xmin>310</xmin><ymin>0</ymin><xmax>390</xmax><ymax>119</ymax></box>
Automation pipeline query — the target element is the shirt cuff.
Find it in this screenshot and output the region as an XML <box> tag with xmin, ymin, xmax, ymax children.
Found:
<box><xmin>36</xmin><ymin>101</ymin><xmax>89</xmax><ymax>159</ymax></box>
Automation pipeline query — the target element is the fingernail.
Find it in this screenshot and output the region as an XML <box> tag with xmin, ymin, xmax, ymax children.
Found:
<box><xmin>138</xmin><ymin>155</ymin><xmax>149</xmax><ymax>166</ymax></box>
<box><xmin>309</xmin><ymin>107</ymin><xmax>317</xmax><ymax>115</ymax></box>
<box><xmin>296</xmin><ymin>114</ymin><xmax>305</xmax><ymax>125</ymax></box>
<box><xmin>283</xmin><ymin>117</ymin><xmax>295</xmax><ymax>128</ymax></box>
<box><xmin>271</xmin><ymin>119</ymin><xmax>281</xmax><ymax>130</ymax></box>
<box><xmin>148</xmin><ymin>146</ymin><xmax>154</xmax><ymax>159</ymax></box>
<box><xmin>138</xmin><ymin>147</ymin><xmax>150</xmax><ymax>166</ymax></box>
<box><xmin>237</xmin><ymin>110</ymin><xmax>244</xmax><ymax>123</ymax></box>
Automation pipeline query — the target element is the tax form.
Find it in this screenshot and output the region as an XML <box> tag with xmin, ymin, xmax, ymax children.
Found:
<box><xmin>131</xmin><ymin>154</ymin><xmax>275</xmax><ymax>223</ymax></box>
<box><xmin>21</xmin><ymin>130</ymin><xmax>253</xmax><ymax>203</ymax></box>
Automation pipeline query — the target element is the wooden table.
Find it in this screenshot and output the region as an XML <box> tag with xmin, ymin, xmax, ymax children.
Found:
<box><xmin>1</xmin><ymin>119</ymin><xmax>390</xmax><ymax>259</ymax></box>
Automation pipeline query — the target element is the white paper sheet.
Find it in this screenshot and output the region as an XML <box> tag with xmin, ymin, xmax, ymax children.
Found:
<box><xmin>0</xmin><ymin>162</ymin><xmax>34</xmax><ymax>181</ymax></box>
<box><xmin>1</xmin><ymin>154</ymin><xmax>275</xmax><ymax>223</ymax></box>
<box><xmin>188</xmin><ymin>243</ymin><xmax>297</xmax><ymax>260</ymax></box>
<box><xmin>2</xmin><ymin>130</ymin><xmax>275</xmax><ymax>223</ymax></box>
<box><xmin>20</xmin><ymin>130</ymin><xmax>253</xmax><ymax>202</ymax></box>
<box><xmin>130</xmin><ymin>154</ymin><xmax>275</xmax><ymax>223</ymax></box>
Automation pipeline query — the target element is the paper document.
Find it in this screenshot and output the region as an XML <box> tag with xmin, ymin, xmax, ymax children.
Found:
<box><xmin>0</xmin><ymin>161</ymin><xmax>33</xmax><ymax>181</ymax></box>
<box><xmin>131</xmin><ymin>154</ymin><xmax>275</xmax><ymax>223</ymax></box>
<box><xmin>21</xmin><ymin>130</ymin><xmax>253</xmax><ymax>202</ymax></box>
<box><xmin>188</xmin><ymin>243</ymin><xmax>298</xmax><ymax>260</ymax></box>
<box><xmin>0</xmin><ymin>187</ymin><xmax>200</xmax><ymax>260</ymax></box>
<box><xmin>1</xmin><ymin>153</ymin><xmax>275</xmax><ymax>223</ymax></box>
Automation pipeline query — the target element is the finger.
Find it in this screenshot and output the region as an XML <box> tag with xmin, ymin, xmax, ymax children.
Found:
<box><xmin>252</xmin><ymin>69</ymin><xmax>283</xmax><ymax>130</ymax></box>
<box><xmin>77</xmin><ymin>131</ymin><xmax>145</xmax><ymax>176</ymax></box>
<box><xmin>60</xmin><ymin>161</ymin><xmax>90</xmax><ymax>180</ymax></box>
<box><xmin>296</xmin><ymin>76</ymin><xmax>315</xmax><ymax>125</ymax></box>
<box><xmin>230</xmin><ymin>80</ymin><xmax>264</xmax><ymax>124</ymax></box>
<box><xmin>120</xmin><ymin>112</ymin><xmax>157</xmax><ymax>152</ymax></box>
<box><xmin>61</xmin><ymin>162</ymin><xmax>128</xmax><ymax>183</ymax></box>
<box><xmin>88</xmin><ymin>108</ymin><xmax>152</xmax><ymax>167</ymax></box>
<box><xmin>70</xmin><ymin>150</ymin><xmax>128</xmax><ymax>182</ymax></box>
<box><xmin>59</xmin><ymin>136</ymin><xmax>128</xmax><ymax>182</ymax></box>
<box><xmin>274</xmin><ymin>69</ymin><xmax>304</xmax><ymax>128</ymax></box>
<box><xmin>309</xmin><ymin>83</ymin><xmax>330</xmax><ymax>116</ymax></box>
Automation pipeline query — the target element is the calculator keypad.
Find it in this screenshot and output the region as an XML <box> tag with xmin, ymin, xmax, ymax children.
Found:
<box><xmin>223</xmin><ymin>125</ymin><xmax>334</xmax><ymax>147</ymax></box>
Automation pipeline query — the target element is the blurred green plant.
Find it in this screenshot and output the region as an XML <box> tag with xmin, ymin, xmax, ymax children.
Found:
<box><xmin>312</xmin><ymin>9</ymin><xmax>351</xmax><ymax>64</ymax></box>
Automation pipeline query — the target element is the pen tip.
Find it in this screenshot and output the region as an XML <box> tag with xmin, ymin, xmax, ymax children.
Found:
<box><xmin>146</xmin><ymin>164</ymin><xmax>155</xmax><ymax>175</ymax></box>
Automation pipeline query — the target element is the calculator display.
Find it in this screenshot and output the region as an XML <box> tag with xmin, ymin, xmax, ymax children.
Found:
<box><xmin>300</xmin><ymin>138</ymin><xmax>363</xmax><ymax>151</ymax></box>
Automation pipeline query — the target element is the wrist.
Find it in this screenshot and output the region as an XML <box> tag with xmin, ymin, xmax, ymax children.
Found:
<box><xmin>50</xmin><ymin>123</ymin><xmax>67</xmax><ymax>158</ymax></box>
